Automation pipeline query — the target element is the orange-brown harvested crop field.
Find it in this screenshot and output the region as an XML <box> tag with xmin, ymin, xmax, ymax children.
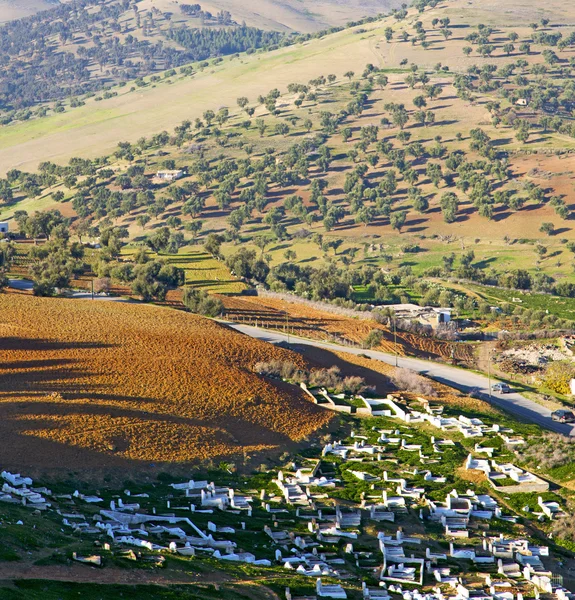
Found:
<box><xmin>0</xmin><ymin>294</ymin><xmax>333</xmax><ymax>473</ymax></box>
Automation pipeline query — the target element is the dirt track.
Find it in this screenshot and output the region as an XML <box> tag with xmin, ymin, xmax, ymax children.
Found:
<box><xmin>0</xmin><ymin>562</ymin><xmax>281</xmax><ymax>599</ymax></box>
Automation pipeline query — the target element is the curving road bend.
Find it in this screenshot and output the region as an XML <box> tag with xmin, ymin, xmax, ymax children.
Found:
<box><xmin>224</xmin><ymin>321</ymin><xmax>575</xmax><ymax>437</ymax></box>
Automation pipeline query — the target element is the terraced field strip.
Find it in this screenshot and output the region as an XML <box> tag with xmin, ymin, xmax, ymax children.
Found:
<box><xmin>221</xmin><ymin>294</ymin><xmax>476</xmax><ymax>363</ymax></box>
<box><xmin>121</xmin><ymin>247</ymin><xmax>247</xmax><ymax>295</ymax></box>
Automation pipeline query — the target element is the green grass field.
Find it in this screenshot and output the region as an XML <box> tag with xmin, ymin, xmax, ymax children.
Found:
<box><xmin>0</xmin><ymin>19</ymin><xmax>392</xmax><ymax>174</ymax></box>
<box><xmin>123</xmin><ymin>246</ymin><xmax>247</xmax><ymax>294</ymax></box>
<box><xmin>467</xmin><ymin>283</ymin><xmax>575</xmax><ymax>320</ymax></box>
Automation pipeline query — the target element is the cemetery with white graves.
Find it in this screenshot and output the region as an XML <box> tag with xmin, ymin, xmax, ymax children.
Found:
<box><xmin>1</xmin><ymin>383</ymin><xmax>575</xmax><ymax>600</ymax></box>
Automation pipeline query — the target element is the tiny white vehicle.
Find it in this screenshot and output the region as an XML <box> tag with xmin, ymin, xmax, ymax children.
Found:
<box><xmin>491</xmin><ymin>383</ymin><xmax>511</xmax><ymax>394</ymax></box>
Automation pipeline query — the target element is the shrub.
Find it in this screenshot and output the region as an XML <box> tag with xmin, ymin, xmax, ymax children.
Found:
<box><xmin>390</xmin><ymin>368</ymin><xmax>437</xmax><ymax>397</ymax></box>
<box><xmin>515</xmin><ymin>433</ymin><xmax>575</xmax><ymax>470</ymax></box>
<box><xmin>543</xmin><ymin>361</ymin><xmax>575</xmax><ymax>395</ymax></box>
<box><xmin>93</xmin><ymin>277</ymin><xmax>111</xmax><ymax>294</ymax></box>
<box><xmin>253</xmin><ymin>360</ymin><xmax>308</xmax><ymax>383</ymax></box>
<box><xmin>309</xmin><ymin>366</ymin><xmax>342</xmax><ymax>389</ymax></box>
<box><xmin>363</xmin><ymin>328</ymin><xmax>384</xmax><ymax>348</ymax></box>
<box><xmin>553</xmin><ymin>516</ymin><xmax>575</xmax><ymax>544</ymax></box>
<box><xmin>338</xmin><ymin>376</ymin><xmax>369</xmax><ymax>395</ymax></box>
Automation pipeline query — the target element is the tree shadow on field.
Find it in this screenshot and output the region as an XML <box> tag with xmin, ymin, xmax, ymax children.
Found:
<box><xmin>522</xmin><ymin>203</ymin><xmax>544</xmax><ymax>212</ymax></box>
<box><xmin>0</xmin><ymin>337</ymin><xmax>114</xmax><ymax>352</ymax></box>
<box><xmin>0</xmin><ymin>396</ymin><xmax>306</xmax><ymax>474</ymax></box>
<box><xmin>473</xmin><ymin>257</ymin><xmax>497</xmax><ymax>269</ymax></box>
<box><xmin>492</xmin><ymin>210</ymin><xmax>511</xmax><ymax>222</ymax></box>
<box><xmin>0</xmin><ymin>361</ymin><xmax>103</xmax><ymax>399</ymax></box>
<box><xmin>1</xmin><ymin>359</ymin><xmax>74</xmax><ymax>370</ymax></box>
<box><xmin>0</xmin><ymin>341</ymin><xmax>160</xmax><ymax>404</ymax></box>
<box><xmin>267</xmin><ymin>187</ymin><xmax>297</xmax><ymax>199</ymax></box>
<box><xmin>435</xmin><ymin>119</ymin><xmax>458</xmax><ymax>127</ymax></box>
<box><xmin>491</xmin><ymin>138</ymin><xmax>512</xmax><ymax>147</ymax></box>
<box><xmin>428</xmin><ymin>104</ymin><xmax>450</xmax><ymax>111</ymax></box>
<box><xmin>293</xmin><ymin>345</ymin><xmax>395</xmax><ymax>396</ymax></box>
<box><xmin>553</xmin><ymin>227</ymin><xmax>571</xmax><ymax>236</ymax></box>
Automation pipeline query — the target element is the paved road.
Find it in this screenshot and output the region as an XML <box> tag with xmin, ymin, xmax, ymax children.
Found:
<box><xmin>8</xmin><ymin>279</ymin><xmax>128</xmax><ymax>302</ymax></box>
<box><xmin>6</xmin><ymin>278</ymin><xmax>570</xmax><ymax>435</ymax></box>
<box><xmin>8</xmin><ymin>278</ymin><xmax>33</xmax><ymax>291</ymax></box>
<box><xmin>225</xmin><ymin>322</ymin><xmax>575</xmax><ymax>437</ymax></box>
<box><xmin>67</xmin><ymin>291</ymin><xmax>128</xmax><ymax>302</ymax></box>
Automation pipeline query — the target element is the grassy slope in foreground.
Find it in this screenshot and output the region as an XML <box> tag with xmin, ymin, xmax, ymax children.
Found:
<box><xmin>0</xmin><ymin>21</ymin><xmax>387</xmax><ymax>174</ymax></box>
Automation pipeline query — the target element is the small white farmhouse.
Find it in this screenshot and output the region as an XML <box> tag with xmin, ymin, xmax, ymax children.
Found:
<box><xmin>156</xmin><ymin>170</ymin><xmax>184</xmax><ymax>182</ymax></box>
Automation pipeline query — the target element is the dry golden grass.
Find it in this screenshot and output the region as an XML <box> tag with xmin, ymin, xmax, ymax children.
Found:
<box><xmin>456</xmin><ymin>466</ymin><xmax>487</xmax><ymax>485</ymax></box>
<box><xmin>0</xmin><ymin>294</ymin><xmax>332</xmax><ymax>471</ymax></box>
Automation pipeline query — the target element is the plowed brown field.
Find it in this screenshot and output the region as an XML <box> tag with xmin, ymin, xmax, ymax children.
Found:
<box><xmin>0</xmin><ymin>294</ymin><xmax>332</xmax><ymax>472</ymax></box>
<box><xmin>222</xmin><ymin>295</ymin><xmax>475</xmax><ymax>363</ymax></box>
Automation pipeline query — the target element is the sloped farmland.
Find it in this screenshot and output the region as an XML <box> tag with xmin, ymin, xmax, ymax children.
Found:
<box><xmin>0</xmin><ymin>294</ymin><xmax>332</xmax><ymax>472</ymax></box>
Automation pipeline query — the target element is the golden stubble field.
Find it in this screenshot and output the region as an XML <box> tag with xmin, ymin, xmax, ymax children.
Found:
<box><xmin>0</xmin><ymin>294</ymin><xmax>333</xmax><ymax>472</ymax></box>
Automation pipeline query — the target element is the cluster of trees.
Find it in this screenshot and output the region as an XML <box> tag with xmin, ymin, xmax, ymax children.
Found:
<box><xmin>8</xmin><ymin>59</ymin><xmax>556</xmax><ymax>306</ymax></box>
<box><xmin>0</xmin><ymin>241</ymin><xmax>15</xmax><ymax>291</ymax></box>
<box><xmin>8</xmin><ymin>1</ymin><xmax>575</xmax><ymax>318</ymax></box>
<box><xmin>425</xmin><ymin>248</ymin><xmax>575</xmax><ymax>298</ymax></box>
<box><xmin>182</xmin><ymin>286</ymin><xmax>223</xmax><ymax>317</ymax></box>
<box><xmin>455</xmin><ymin>24</ymin><xmax>575</xmax><ymax>140</ymax></box>
<box><xmin>391</xmin><ymin>9</ymin><xmax>452</xmax><ymax>48</ymax></box>
<box><xmin>12</xmin><ymin>210</ymin><xmax>87</xmax><ymax>295</ymax></box>
<box><xmin>6</xmin><ymin>49</ymin><xmax>533</xmax><ymax>265</ymax></box>
<box><xmin>0</xmin><ymin>0</ymin><xmax>287</xmax><ymax>111</ymax></box>
<box><xmin>220</xmin><ymin>234</ymin><xmax>575</xmax><ymax>321</ymax></box>
<box><xmin>223</xmin><ymin>247</ymin><xmax>404</xmax><ymax>304</ymax></box>
<box><xmin>168</xmin><ymin>25</ymin><xmax>286</xmax><ymax>61</ymax></box>
<box><xmin>28</xmin><ymin>235</ymin><xmax>85</xmax><ymax>296</ymax></box>
<box><xmin>179</xmin><ymin>4</ymin><xmax>233</xmax><ymax>25</ymax></box>
<box><xmin>93</xmin><ymin>229</ymin><xmax>185</xmax><ymax>301</ymax></box>
<box><xmin>11</xmin><ymin>209</ymin><xmax>187</xmax><ymax>301</ymax></box>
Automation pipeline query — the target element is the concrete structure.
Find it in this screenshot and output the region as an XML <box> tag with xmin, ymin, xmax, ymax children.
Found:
<box><xmin>388</xmin><ymin>303</ymin><xmax>452</xmax><ymax>328</ymax></box>
<box><xmin>155</xmin><ymin>169</ymin><xmax>184</xmax><ymax>181</ymax></box>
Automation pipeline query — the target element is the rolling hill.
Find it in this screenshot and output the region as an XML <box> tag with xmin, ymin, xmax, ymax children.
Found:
<box><xmin>0</xmin><ymin>0</ymin><xmax>58</xmax><ymax>23</ymax></box>
<box><xmin>0</xmin><ymin>0</ymin><xmax>401</xmax><ymax>30</ymax></box>
<box><xmin>2</xmin><ymin>0</ymin><xmax>575</xmax><ymax>334</ymax></box>
<box><xmin>0</xmin><ymin>18</ymin><xmax>386</xmax><ymax>172</ymax></box>
<box><xmin>196</xmin><ymin>0</ymin><xmax>401</xmax><ymax>32</ymax></box>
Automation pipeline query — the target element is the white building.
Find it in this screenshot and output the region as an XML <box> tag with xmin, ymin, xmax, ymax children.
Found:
<box><xmin>156</xmin><ymin>169</ymin><xmax>184</xmax><ymax>181</ymax></box>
